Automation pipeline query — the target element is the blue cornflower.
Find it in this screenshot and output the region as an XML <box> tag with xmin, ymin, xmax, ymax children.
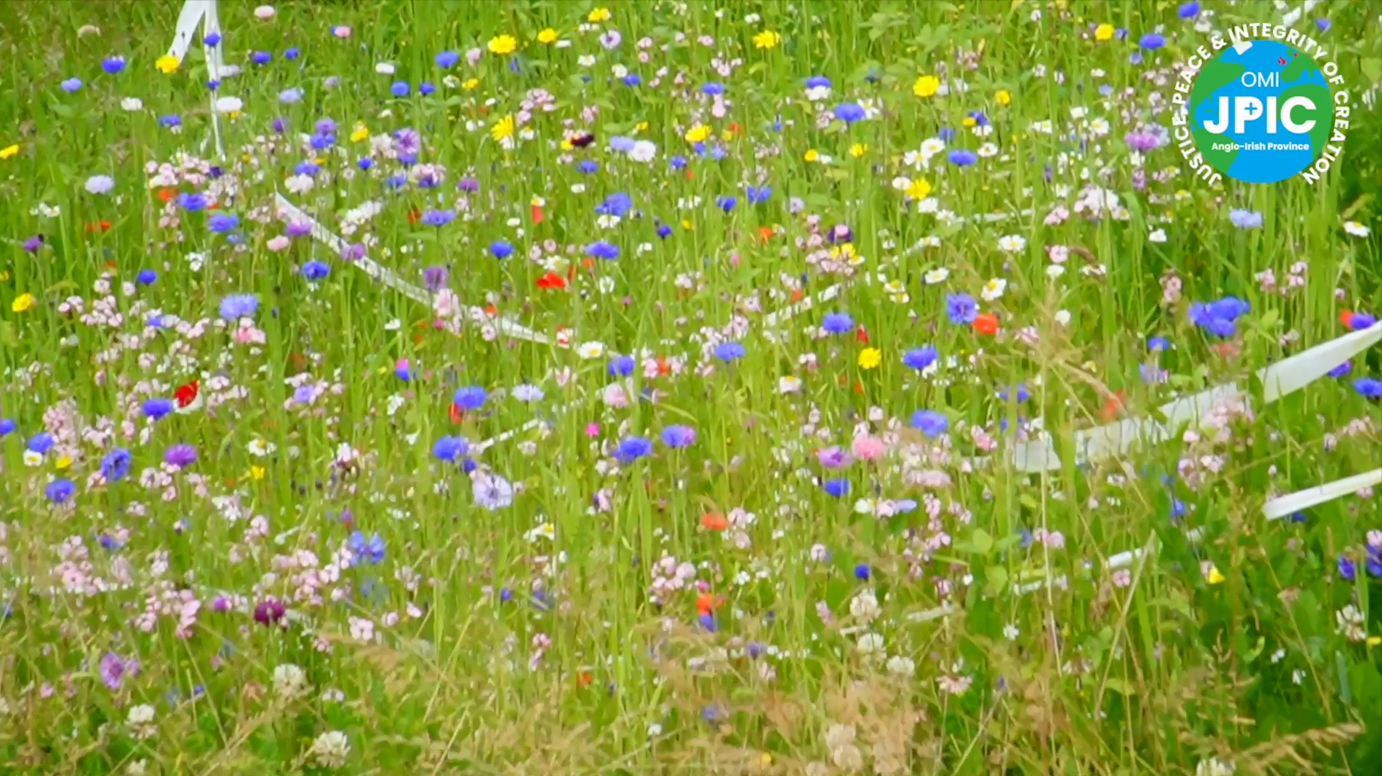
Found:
<box><xmin>669</xmin><ymin>156</ymin><xmax>687</xmax><ymax>170</ymax></box>
<box><xmin>902</xmin><ymin>347</ymin><xmax>938</xmax><ymax>370</ymax></box>
<box><xmin>945</xmin><ymin>293</ymin><xmax>978</xmax><ymax>325</ymax></box>
<box><xmin>453</xmin><ymin>386</ymin><xmax>488</xmax><ymax>411</ymax></box>
<box><xmin>1339</xmin><ymin>555</ymin><xmax>1357</xmax><ymax>581</ymax></box>
<box><xmin>136</xmin><ymin>269</ymin><xmax>158</xmax><ymax>286</ymax></box>
<box><xmin>421</xmin><ymin>209</ymin><xmax>455</xmax><ymax>227</ymax></box>
<box><xmin>218</xmin><ymin>294</ymin><xmax>259</xmax><ymax>321</ymax></box>
<box><xmin>661</xmin><ymin>425</ymin><xmax>697</xmax><ymax>449</ymax></box>
<box><xmin>656</xmin><ymin>224</ymin><xmax>672</xmax><ymax>239</ymax></box>
<box><xmin>101</xmin><ymin>57</ymin><xmax>127</xmax><ymax>74</ymax></box>
<box><xmin>491</xmin><ymin>241</ymin><xmax>514</xmax><ymax>259</ymax></box>
<box><xmin>588</xmin><ymin>241</ymin><xmax>620</xmax><ymax>260</ymax></box>
<box><xmin>433</xmin><ymin>436</ymin><xmax>469</xmax><ymax>462</ymax></box>
<box><xmin>1317</xmin><ymin>18</ymin><xmax>1331</xmax><ymax>31</ymax></box>
<box><xmin>143</xmin><ymin>398</ymin><xmax>175</xmax><ymax>420</ymax></box>
<box><xmin>176</xmin><ymin>192</ymin><xmax>209</xmax><ymax>211</ymax></box>
<box><xmin>823</xmin><ymin>479</ymin><xmax>851</xmax><ymax>497</ymax></box>
<box><xmin>937</xmin><ymin>127</ymin><xmax>957</xmax><ymax>142</ymax></box>
<box><xmin>1355</xmin><ymin>378</ymin><xmax>1382</xmax><ymax>399</ymax></box>
<box><xmin>101</xmin><ymin>448</ymin><xmax>132</xmax><ymax>483</ymax></box>
<box><xmin>822</xmin><ymin>313</ymin><xmax>854</xmax><ymax>335</ymax></box>
<box><xmin>285</xmin><ymin>47</ymin><xmax>301</xmax><ymax>60</ymax></box>
<box><xmin>436</xmin><ymin>51</ymin><xmax>460</xmax><ymax>68</ymax></box>
<box><xmin>419</xmin><ymin>82</ymin><xmax>436</xmax><ymax>96</ymax></box>
<box><xmin>911</xmin><ymin>410</ymin><xmax>949</xmax><ymax>438</ymax></box>
<box><xmin>1140</xmin><ymin>33</ymin><xmax>1166</xmax><ymax>50</ymax></box>
<box><xmin>357</xmin><ymin>158</ymin><xmax>373</xmax><ymax>171</ymax></box>
<box><xmin>390</xmin><ymin>81</ymin><xmax>411</xmax><ymax>97</ymax></box>
<box><xmin>714</xmin><ymin>342</ymin><xmax>746</xmax><ymax>362</ymax></box>
<box><xmin>833</xmin><ymin>103</ymin><xmax>866</xmax><ymax>123</ymax></box>
<box><xmin>998</xmin><ymin>384</ymin><xmax>1031</xmax><ymax>403</ymax></box>
<box><xmin>251</xmin><ymin>51</ymin><xmax>272</xmax><ymax>65</ymax></box>
<box><xmin>854</xmin><ymin>563</ymin><xmax>871</xmax><ymax>581</ymax></box>
<box><xmin>349</xmin><ymin>531</ymin><xmax>386</xmax><ymax>565</ymax></box>
<box><xmin>614</xmin><ymin>436</ymin><xmax>654</xmax><ymax>464</ymax></box>
<box><xmin>1350</xmin><ymin>313</ymin><xmax>1377</xmax><ymax>331</ymax></box>
<box><xmin>60</xmin><ymin>78</ymin><xmax>83</xmax><ymax>93</ymax></box>
<box><xmin>46</xmin><ymin>479</ymin><xmax>76</xmax><ymax>504</ymax></box>
<box><xmin>28</xmin><ymin>432</ymin><xmax>55</xmax><ymax>454</ymax></box>
<box><xmin>1228</xmin><ymin>209</ymin><xmax>1263</xmax><ymax>229</ymax></box>
<box><xmin>701</xmin><ymin>82</ymin><xmax>725</xmax><ymax>95</ymax></box>
<box><xmin>622</xmin><ymin>74</ymin><xmax>641</xmax><ymax>86</ymax></box>
<box><xmin>1178</xmin><ymin>1</ymin><xmax>1200</xmax><ymax>17</ymax></box>
<box><xmin>577</xmin><ymin>159</ymin><xmax>599</xmax><ymax>174</ymax></box>
<box><xmin>204</xmin><ymin>32</ymin><xmax>221</xmax><ymax>46</ymax></box>
<box><xmin>278</xmin><ymin>87</ymin><xmax>303</xmax><ymax>104</ymax></box>
<box><xmin>595</xmin><ymin>192</ymin><xmax>634</xmax><ymax>217</ymax></box>
<box><xmin>716</xmin><ymin>196</ymin><xmax>737</xmax><ymax>212</ymax></box>
<box><xmin>159</xmin><ymin>115</ymin><xmax>182</xmax><ymax>129</ymax></box>
<box><xmin>1330</xmin><ymin>361</ymin><xmax>1353</xmax><ymax>378</ymax></box>
<box><xmin>948</xmin><ymin>149</ymin><xmax>979</xmax><ymax>166</ymax></box>
<box><xmin>1148</xmin><ymin>336</ymin><xmax>1170</xmax><ymax>352</ymax></box>
<box><xmin>607</xmin><ymin>355</ymin><xmax>636</xmax><ymax>377</ymax></box>
<box><xmin>0</xmin><ymin>419</ymin><xmax>14</xmax><ymax>436</ymax></box>
<box><xmin>746</xmin><ymin>186</ymin><xmax>771</xmax><ymax>204</ymax></box>
<box><xmin>805</xmin><ymin>75</ymin><xmax>832</xmax><ymax>89</ymax></box>
<box><xmin>207</xmin><ymin>213</ymin><xmax>240</xmax><ymax>233</ymax></box>
<box><xmin>302</xmin><ymin>261</ymin><xmax>330</xmax><ymax>281</ymax></box>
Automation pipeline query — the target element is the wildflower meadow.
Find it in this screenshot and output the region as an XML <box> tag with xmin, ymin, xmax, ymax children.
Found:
<box><xmin>3</xmin><ymin>0</ymin><xmax>1382</xmax><ymax>773</ymax></box>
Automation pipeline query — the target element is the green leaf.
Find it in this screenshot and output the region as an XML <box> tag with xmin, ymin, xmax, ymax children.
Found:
<box><xmin>970</xmin><ymin>528</ymin><xmax>994</xmax><ymax>556</ymax></box>
<box><xmin>1104</xmin><ymin>678</ymin><xmax>1137</xmax><ymax>696</ymax></box>
<box><xmin>984</xmin><ymin>565</ymin><xmax>1009</xmax><ymax>596</ymax></box>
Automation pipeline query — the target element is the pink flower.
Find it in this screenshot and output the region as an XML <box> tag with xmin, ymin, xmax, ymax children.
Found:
<box><xmin>267</xmin><ymin>235</ymin><xmax>291</xmax><ymax>252</ymax></box>
<box><xmin>851</xmin><ymin>436</ymin><xmax>886</xmax><ymax>460</ymax></box>
<box><xmin>332</xmin><ymin>25</ymin><xmax>351</xmax><ymax>38</ymax></box>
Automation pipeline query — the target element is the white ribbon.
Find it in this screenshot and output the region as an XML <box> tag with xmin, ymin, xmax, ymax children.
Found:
<box><xmin>167</xmin><ymin>0</ymin><xmax>225</xmax><ymax>160</ymax></box>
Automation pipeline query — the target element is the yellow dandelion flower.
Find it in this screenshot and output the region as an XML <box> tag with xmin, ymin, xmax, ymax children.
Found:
<box><xmin>587</xmin><ymin>7</ymin><xmax>611</xmax><ymax>22</ymax></box>
<box><xmin>462</xmin><ymin>78</ymin><xmax>480</xmax><ymax>91</ymax></box>
<box><xmin>912</xmin><ymin>74</ymin><xmax>940</xmax><ymax>98</ymax></box>
<box><xmin>962</xmin><ymin>116</ymin><xmax>977</xmax><ymax>128</ymax></box>
<box><xmin>752</xmin><ymin>30</ymin><xmax>781</xmax><ymax>49</ymax></box>
<box><xmin>996</xmin><ymin>89</ymin><xmax>1012</xmax><ymax>106</ymax></box>
<box><xmin>0</xmin><ymin>144</ymin><xmax>18</xmax><ymax>160</ymax></box>
<box><xmin>681</xmin><ymin>219</ymin><xmax>694</xmax><ymax>231</ymax></box>
<box><xmin>250</xmin><ymin>465</ymin><xmax>266</xmax><ymax>481</ymax></box>
<box><xmin>803</xmin><ymin>148</ymin><xmax>818</xmax><ymax>162</ymax></box>
<box><xmin>849</xmin><ymin>143</ymin><xmax>868</xmax><ymax>158</ymax></box>
<box><xmin>490</xmin><ymin>114</ymin><xmax>516</xmax><ymax>142</ymax></box>
<box><xmin>11</xmin><ymin>293</ymin><xmax>35</xmax><ymax>313</ymax></box>
<box><xmin>684</xmin><ymin>124</ymin><xmax>711</xmax><ymax>143</ymax></box>
<box><xmin>537</xmin><ymin>28</ymin><xmax>559</xmax><ymax>44</ymax></box>
<box><xmin>155</xmin><ymin>55</ymin><xmax>180</xmax><ymax>74</ymax></box>
<box><xmin>858</xmin><ymin>348</ymin><xmax>882</xmax><ymax>370</ymax></box>
<box><xmin>1095</xmin><ymin>23</ymin><xmax>1114</xmax><ymax>42</ymax></box>
<box><xmin>55</xmin><ymin>455</ymin><xmax>73</xmax><ymax>470</ymax></box>
<box><xmin>488</xmin><ymin>35</ymin><xmax>517</xmax><ymax>55</ymax></box>
<box><xmin>906</xmin><ymin>178</ymin><xmax>932</xmax><ymax>200</ymax></box>
<box><xmin>350</xmin><ymin>125</ymin><xmax>369</xmax><ymax>143</ymax></box>
<box><xmin>635</xmin><ymin>121</ymin><xmax>648</xmax><ymax>131</ymax></box>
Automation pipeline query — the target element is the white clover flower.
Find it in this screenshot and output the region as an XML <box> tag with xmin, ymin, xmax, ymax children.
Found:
<box><xmin>272</xmin><ymin>663</ymin><xmax>310</xmax><ymax>700</ymax></box>
<box><xmin>309</xmin><ymin>730</ymin><xmax>351</xmax><ymax>769</ymax></box>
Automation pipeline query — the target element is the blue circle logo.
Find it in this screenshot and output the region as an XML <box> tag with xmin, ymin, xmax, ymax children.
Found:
<box><xmin>1190</xmin><ymin>39</ymin><xmax>1334</xmax><ymax>184</ymax></box>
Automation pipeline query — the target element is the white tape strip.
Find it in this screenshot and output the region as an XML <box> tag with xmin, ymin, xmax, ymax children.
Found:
<box><xmin>167</xmin><ymin>0</ymin><xmax>225</xmax><ymax>160</ymax></box>
<box><xmin>272</xmin><ymin>193</ymin><xmax>551</xmax><ymax>345</ymax></box>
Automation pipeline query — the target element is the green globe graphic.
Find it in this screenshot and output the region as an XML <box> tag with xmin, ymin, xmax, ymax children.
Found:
<box><xmin>1190</xmin><ymin>40</ymin><xmax>1334</xmax><ymax>184</ymax></box>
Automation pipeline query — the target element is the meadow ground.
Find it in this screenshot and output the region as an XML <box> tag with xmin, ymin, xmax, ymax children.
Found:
<box><xmin>1</xmin><ymin>0</ymin><xmax>1382</xmax><ymax>774</ymax></box>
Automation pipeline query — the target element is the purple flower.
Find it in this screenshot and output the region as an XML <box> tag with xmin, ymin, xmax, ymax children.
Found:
<box><xmin>854</xmin><ymin>563</ymin><xmax>871</xmax><ymax>581</ymax></box>
<box><xmin>945</xmin><ymin>294</ymin><xmax>978</xmax><ymax>325</ymax></box>
<box><xmin>1355</xmin><ymin>378</ymin><xmax>1382</xmax><ymax>399</ymax></box>
<box><xmin>453</xmin><ymin>386</ymin><xmax>488</xmax><ymax>411</ymax></box>
<box><xmin>253</xmin><ymin>598</ymin><xmax>287</xmax><ymax>626</ymax></box>
<box><xmin>1140</xmin><ymin>33</ymin><xmax>1166</xmax><ymax>50</ymax></box>
<box><xmin>99</xmin><ymin>652</ymin><xmax>137</xmax><ymax>690</ymax></box>
<box><xmin>1178</xmin><ymin>1</ymin><xmax>1200</xmax><ymax>18</ymax></box>
<box><xmin>301</xmin><ymin>261</ymin><xmax>330</xmax><ymax>281</ymax></box>
<box><xmin>60</xmin><ymin>77</ymin><xmax>83</xmax><ymax>93</ymax></box>
<box><xmin>22</xmin><ymin>235</ymin><xmax>44</xmax><ymax>253</ymax></box>
<box><xmin>816</xmin><ymin>446</ymin><xmax>851</xmax><ymax>469</ymax></box>
<box><xmin>714</xmin><ymin>342</ymin><xmax>745</xmax><ymax>362</ymax></box>
<box><xmin>393</xmin><ymin>127</ymin><xmax>421</xmax><ymax>155</ymax></box>
<box><xmin>661</xmin><ymin>425</ymin><xmax>696</xmax><ymax>449</ymax></box>
<box><xmin>101</xmin><ymin>57</ymin><xmax>127</xmax><ymax>74</ymax></box>
<box><xmin>456</xmin><ymin>176</ymin><xmax>480</xmax><ymax>192</ymax></box>
<box><xmin>423</xmin><ymin>266</ymin><xmax>449</xmax><ymax>291</ymax></box>
<box><xmin>599</xmin><ymin>30</ymin><xmax>622</xmax><ymax>49</ymax></box>
<box><xmin>46</xmin><ymin>479</ymin><xmax>75</xmax><ymax>504</ymax></box>
<box><xmin>165</xmin><ymin>444</ymin><xmax>198</xmax><ymax>468</ymax></box>
<box><xmin>948</xmin><ymin>149</ymin><xmax>979</xmax><ymax>166</ymax></box>
<box><xmin>101</xmin><ymin>448</ymin><xmax>132</xmax><ymax>482</ymax></box>
<box><xmin>421</xmin><ymin>209</ymin><xmax>455</xmax><ymax>227</ymax></box>
<box><xmin>1125</xmin><ymin>131</ymin><xmax>1160</xmax><ymax>152</ymax></box>
<box><xmin>1339</xmin><ymin>555</ymin><xmax>1357</xmax><ymax>581</ymax></box>
<box><xmin>1228</xmin><ymin>209</ymin><xmax>1263</xmax><ymax>229</ymax></box>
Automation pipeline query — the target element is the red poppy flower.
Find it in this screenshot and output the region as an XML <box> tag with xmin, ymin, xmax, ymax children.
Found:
<box><xmin>85</xmin><ymin>221</ymin><xmax>112</xmax><ymax>233</ymax></box>
<box><xmin>758</xmin><ymin>226</ymin><xmax>774</xmax><ymax>244</ymax></box>
<box><xmin>790</xmin><ymin>289</ymin><xmax>805</xmax><ymax>303</ymax></box>
<box><xmin>696</xmin><ymin>593</ymin><xmax>722</xmax><ymax>615</ymax></box>
<box><xmin>407</xmin><ymin>207</ymin><xmax>422</xmax><ymax>225</ymax></box>
<box><xmin>855</xmin><ymin>325</ymin><xmax>869</xmax><ymax>344</ymax></box>
<box><xmin>1101</xmin><ymin>390</ymin><xmax>1126</xmax><ymax>422</ymax></box>
<box><xmin>449</xmin><ymin>403</ymin><xmax>464</xmax><ymax>424</ymax></box>
<box><xmin>156</xmin><ymin>188</ymin><xmax>177</xmax><ymax>203</ymax></box>
<box><xmin>531</xmin><ymin>203</ymin><xmax>545</xmax><ymax>224</ymax></box>
<box><xmin>701</xmin><ymin>512</ymin><xmax>728</xmax><ymax>531</ymax></box>
<box><xmin>656</xmin><ymin>356</ymin><xmax>670</xmax><ymax>376</ymax></box>
<box><xmin>576</xmin><ymin>672</ymin><xmax>593</xmax><ymax>688</ymax></box>
<box><xmin>1341</xmin><ymin>310</ymin><xmax>1355</xmax><ymax>328</ymax></box>
<box><xmin>484</xmin><ymin>304</ymin><xmax>497</xmax><ymax>316</ymax></box>
<box><xmin>175</xmin><ymin>380</ymin><xmax>199</xmax><ymax>408</ymax></box>
<box><xmin>536</xmin><ymin>271</ymin><xmax>567</xmax><ymax>290</ymax></box>
<box><xmin>973</xmin><ymin>313</ymin><xmax>1000</xmax><ymax>335</ymax></box>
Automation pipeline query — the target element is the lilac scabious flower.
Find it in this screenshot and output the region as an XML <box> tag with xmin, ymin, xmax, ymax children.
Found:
<box><xmin>1228</xmin><ymin>209</ymin><xmax>1263</xmax><ymax>229</ymax></box>
<box><xmin>472</xmin><ymin>471</ymin><xmax>515</xmax><ymax>510</ymax></box>
<box><xmin>165</xmin><ymin>444</ymin><xmax>198</xmax><ymax>468</ymax></box>
<box><xmin>99</xmin><ymin>652</ymin><xmax>138</xmax><ymax>690</ymax></box>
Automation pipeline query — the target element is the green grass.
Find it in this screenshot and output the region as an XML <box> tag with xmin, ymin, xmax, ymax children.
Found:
<box><xmin>1</xmin><ymin>0</ymin><xmax>1381</xmax><ymax>774</ymax></box>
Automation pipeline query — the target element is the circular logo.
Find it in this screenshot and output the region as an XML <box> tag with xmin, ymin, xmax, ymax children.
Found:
<box><xmin>1189</xmin><ymin>39</ymin><xmax>1335</xmax><ymax>184</ymax></box>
